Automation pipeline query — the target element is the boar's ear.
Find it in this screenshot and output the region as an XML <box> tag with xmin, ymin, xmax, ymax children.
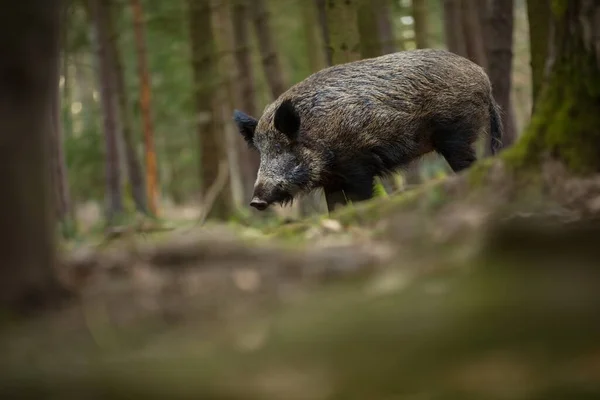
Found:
<box><xmin>273</xmin><ymin>99</ymin><xmax>300</xmax><ymax>139</ymax></box>
<box><xmin>233</xmin><ymin>110</ymin><xmax>258</xmax><ymax>147</ymax></box>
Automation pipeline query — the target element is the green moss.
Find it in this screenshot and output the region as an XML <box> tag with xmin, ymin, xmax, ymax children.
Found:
<box><xmin>466</xmin><ymin>158</ymin><xmax>495</xmax><ymax>187</ymax></box>
<box><xmin>516</xmin><ymin>32</ymin><xmax>600</xmax><ymax>174</ymax></box>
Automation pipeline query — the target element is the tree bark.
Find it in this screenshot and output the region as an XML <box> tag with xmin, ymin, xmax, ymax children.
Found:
<box><xmin>51</xmin><ymin>8</ymin><xmax>74</xmax><ymax>233</ymax></box>
<box><xmin>0</xmin><ymin>0</ymin><xmax>69</xmax><ymax>313</ymax></box>
<box><xmin>130</xmin><ymin>0</ymin><xmax>159</xmax><ymax>216</ymax></box>
<box><xmin>376</xmin><ymin>0</ymin><xmax>398</xmax><ymax>54</ymax></box>
<box><xmin>460</xmin><ymin>0</ymin><xmax>487</xmax><ymax>68</ymax></box>
<box><xmin>189</xmin><ymin>0</ymin><xmax>233</xmax><ymax>219</ymax></box>
<box><xmin>107</xmin><ymin>0</ymin><xmax>147</xmax><ymax>214</ymax></box>
<box><xmin>251</xmin><ymin>0</ymin><xmax>287</xmax><ymax>98</ymax></box>
<box><xmin>231</xmin><ymin>0</ymin><xmax>260</xmax><ymax>197</ymax></box>
<box><xmin>315</xmin><ymin>0</ymin><xmax>333</xmax><ymax>66</ymax></box>
<box><xmin>302</xmin><ymin>0</ymin><xmax>327</xmax><ymax>71</ymax></box>
<box><xmin>485</xmin><ymin>0</ymin><xmax>516</xmax><ymax>151</ymax></box>
<box><xmin>526</xmin><ymin>0</ymin><xmax>552</xmax><ymax>110</ymax></box>
<box><xmin>357</xmin><ymin>0</ymin><xmax>381</xmax><ymax>58</ymax></box>
<box><xmin>412</xmin><ymin>0</ymin><xmax>429</xmax><ymax>49</ymax></box>
<box><xmin>520</xmin><ymin>0</ymin><xmax>600</xmax><ymax>173</ymax></box>
<box><xmin>89</xmin><ymin>0</ymin><xmax>124</xmax><ymax>224</ymax></box>
<box><xmin>442</xmin><ymin>0</ymin><xmax>467</xmax><ymax>56</ymax></box>
<box><xmin>325</xmin><ymin>0</ymin><xmax>361</xmax><ymax>65</ymax></box>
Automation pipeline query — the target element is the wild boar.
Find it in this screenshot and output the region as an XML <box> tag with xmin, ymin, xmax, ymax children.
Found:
<box><xmin>233</xmin><ymin>48</ymin><xmax>503</xmax><ymax>213</ymax></box>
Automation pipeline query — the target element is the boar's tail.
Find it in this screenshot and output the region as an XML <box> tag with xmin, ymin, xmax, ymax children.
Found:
<box><xmin>489</xmin><ymin>98</ymin><xmax>504</xmax><ymax>155</ymax></box>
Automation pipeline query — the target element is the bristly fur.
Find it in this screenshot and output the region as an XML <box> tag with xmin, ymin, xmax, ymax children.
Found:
<box><xmin>233</xmin><ymin>48</ymin><xmax>504</xmax><ymax>212</ymax></box>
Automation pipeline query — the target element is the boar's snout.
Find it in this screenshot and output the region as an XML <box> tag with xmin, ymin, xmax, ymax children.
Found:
<box><xmin>250</xmin><ymin>179</ymin><xmax>294</xmax><ymax>210</ymax></box>
<box><xmin>249</xmin><ymin>197</ymin><xmax>268</xmax><ymax>211</ymax></box>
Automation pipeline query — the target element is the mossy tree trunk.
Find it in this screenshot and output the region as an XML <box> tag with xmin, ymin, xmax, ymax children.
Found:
<box><xmin>526</xmin><ymin>0</ymin><xmax>551</xmax><ymax>111</ymax></box>
<box><xmin>0</xmin><ymin>0</ymin><xmax>69</xmax><ymax>313</ymax></box>
<box><xmin>517</xmin><ymin>0</ymin><xmax>600</xmax><ymax>173</ymax></box>
<box><xmin>189</xmin><ymin>0</ymin><xmax>233</xmax><ymax>220</ymax></box>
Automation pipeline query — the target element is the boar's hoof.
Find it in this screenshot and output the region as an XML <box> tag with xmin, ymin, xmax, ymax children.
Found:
<box><xmin>250</xmin><ymin>198</ymin><xmax>269</xmax><ymax>211</ymax></box>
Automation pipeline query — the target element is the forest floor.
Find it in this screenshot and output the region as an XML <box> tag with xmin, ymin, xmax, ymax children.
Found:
<box><xmin>2</xmin><ymin>157</ymin><xmax>600</xmax><ymax>399</ymax></box>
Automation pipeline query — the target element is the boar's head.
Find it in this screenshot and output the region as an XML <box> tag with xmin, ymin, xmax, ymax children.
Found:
<box><xmin>233</xmin><ymin>99</ymin><xmax>317</xmax><ymax>211</ymax></box>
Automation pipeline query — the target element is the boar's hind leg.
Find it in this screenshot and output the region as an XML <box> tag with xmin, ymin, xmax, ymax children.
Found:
<box><xmin>432</xmin><ymin>124</ymin><xmax>478</xmax><ymax>173</ymax></box>
<box><xmin>324</xmin><ymin>178</ymin><xmax>374</xmax><ymax>213</ymax></box>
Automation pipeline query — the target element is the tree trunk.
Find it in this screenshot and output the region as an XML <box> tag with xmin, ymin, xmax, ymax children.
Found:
<box><xmin>357</xmin><ymin>0</ymin><xmax>381</xmax><ymax>58</ymax></box>
<box><xmin>302</xmin><ymin>0</ymin><xmax>327</xmax><ymax>71</ymax></box>
<box><xmin>376</xmin><ymin>0</ymin><xmax>398</xmax><ymax>54</ymax></box>
<box><xmin>442</xmin><ymin>0</ymin><xmax>467</xmax><ymax>56</ymax></box>
<box><xmin>189</xmin><ymin>0</ymin><xmax>233</xmax><ymax>220</ymax></box>
<box><xmin>485</xmin><ymin>0</ymin><xmax>516</xmax><ymax>151</ymax></box>
<box><xmin>315</xmin><ymin>0</ymin><xmax>333</xmax><ymax>66</ymax></box>
<box><xmin>0</xmin><ymin>0</ymin><xmax>69</xmax><ymax>313</ymax></box>
<box><xmin>251</xmin><ymin>0</ymin><xmax>287</xmax><ymax>98</ymax></box>
<box><xmin>526</xmin><ymin>0</ymin><xmax>552</xmax><ymax>111</ymax></box>
<box><xmin>460</xmin><ymin>0</ymin><xmax>487</xmax><ymax>68</ymax></box>
<box><xmin>51</xmin><ymin>10</ymin><xmax>74</xmax><ymax>235</ymax></box>
<box><xmin>231</xmin><ymin>0</ymin><xmax>260</xmax><ymax>197</ymax></box>
<box><xmin>107</xmin><ymin>1</ymin><xmax>147</xmax><ymax>215</ymax></box>
<box><xmin>326</xmin><ymin>0</ymin><xmax>361</xmax><ymax>65</ymax></box>
<box><xmin>412</xmin><ymin>0</ymin><xmax>429</xmax><ymax>49</ymax></box>
<box><xmin>89</xmin><ymin>0</ymin><xmax>124</xmax><ymax>224</ymax></box>
<box><xmin>130</xmin><ymin>0</ymin><xmax>159</xmax><ymax>216</ymax></box>
<box><xmin>519</xmin><ymin>0</ymin><xmax>600</xmax><ymax>173</ymax></box>
<box><xmin>213</xmin><ymin>0</ymin><xmax>244</xmax><ymax>207</ymax></box>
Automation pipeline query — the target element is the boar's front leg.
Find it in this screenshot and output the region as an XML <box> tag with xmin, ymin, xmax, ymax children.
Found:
<box><xmin>324</xmin><ymin>176</ymin><xmax>374</xmax><ymax>214</ymax></box>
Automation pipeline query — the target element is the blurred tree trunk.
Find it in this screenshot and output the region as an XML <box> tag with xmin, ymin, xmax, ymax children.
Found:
<box><xmin>325</xmin><ymin>0</ymin><xmax>361</xmax><ymax>65</ymax></box>
<box><xmin>130</xmin><ymin>0</ymin><xmax>158</xmax><ymax>216</ymax></box>
<box><xmin>442</xmin><ymin>0</ymin><xmax>467</xmax><ymax>56</ymax></box>
<box><xmin>52</xmin><ymin>5</ymin><xmax>75</xmax><ymax>235</ymax></box>
<box><xmin>526</xmin><ymin>0</ymin><xmax>551</xmax><ymax>111</ymax></box>
<box><xmin>189</xmin><ymin>0</ymin><xmax>233</xmax><ymax>220</ymax></box>
<box><xmin>108</xmin><ymin>1</ymin><xmax>147</xmax><ymax>215</ymax></box>
<box><xmin>314</xmin><ymin>0</ymin><xmax>333</xmax><ymax>66</ymax></box>
<box><xmin>357</xmin><ymin>1</ymin><xmax>381</xmax><ymax>58</ymax></box>
<box><xmin>251</xmin><ymin>0</ymin><xmax>286</xmax><ymax>98</ymax></box>
<box><xmin>302</xmin><ymin>0</ymin><xmax>327</xmax><ymax>71</ymax></box>
<box><xmin>460</xmin><ymin>0</ymin><xmax>487</xmax><ymax>68</ymax></box>
<box><xmin>520</xmin><ymin>0</ymin><xmax>600</xmax><ymax>172</ymax></box>
<box><xmin>231</xmin><ymin>0</ymin><xmax>260</xmax><ymax>198</ymax></box>
<box><xmin>376</xmin><ymin>0</ymin><xmax>398</xmax><ymax>54</ymax></box>
<box><xmin>213</xmin><ymin>0</ymin><xmax>244</xmax><ymax>207</ymax></box>
<box><xmin>89</xmin><ymin>0</ymin><xmax>124</xmax><ymax>224</ymax></box>
<box><xmin>485</xmin><ymin>0</ymin><xmax>516</xmax><ymax>152</ymax></box>
<box><xmin>412</xmin><ymin>0</ymin><xmax>429</xmax><ymax>49</ymax></box>
<box><xmin>0</xmin><ymin>0</ymin><xmax>69</xmax><ymax>313</ymax></box>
